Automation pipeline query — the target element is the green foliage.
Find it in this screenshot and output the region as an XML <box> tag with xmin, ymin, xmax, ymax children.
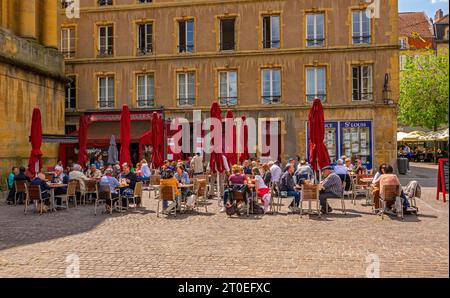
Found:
<box><xmin>399</xmin><ymin>50</ymin><xmax>449</xmax><ymax>130</ymax></box>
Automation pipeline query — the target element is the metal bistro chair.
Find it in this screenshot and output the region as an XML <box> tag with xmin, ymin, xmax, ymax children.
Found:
<box><xmin>54</xmin><ymin>180</ymin><xmax>78</xmax><ymax>210</ymax></box>
<box><xmin>379</xmin><ymin>184</ymin><xmax>403</xmax><ymax>220</ymax></box>
<box><xmin>157</xmin><ymin>185</ymin><xmax>177</xmax><ymax>217</ymax></box>
<box><xmin>231</xmin><ymin>189</ymin><xmax>249</xmax><ymax>216</ymax></box>
<box><xmin>325</xmin><ymin>184</ymin><xmax>347</xmax><ymax>215</ymax></box>
<box><xmin>84</xmin><ymin>180</ymin><xmax>98</xmax><ymax>204</ymax></box>
<box><xmin>351</xmin><ymin>175</ymin><xmax>369</xmax><ymax>205</ymax></box>
<box><xmin>14</xmin><ymin>180</ymin><xmax>28</xmax><ymax>206</ymax></box>
<box><xmin>269</xmin><ymin>182</ymin><xmax>280</xmax><ymax>213</ymax></box>
<box><xmin>69</xmin><ymin>179</ymin><xmax>84</xmax><ymax>206</ymax></box>
<box><xmin>299</xmin><ymin>183</ymin><xmax>321</xmax><ymax>218</ymax></box>
<box><xmin>24</xmin><ymin>184</ymin><xmax>45</xmax><ymax>215</ymax></box>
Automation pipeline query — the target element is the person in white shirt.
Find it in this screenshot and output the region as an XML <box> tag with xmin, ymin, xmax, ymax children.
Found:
<box><xmin>207</xmin><ymin>154</ymin><xmax>230</xmax><ymax>199</ymax></box>
<box><xmin>334</xmin><ymin>159</ymin><xmax>349</xmax><ymax>175</ymax></box>
<box><xmin>253</xmin><ymin>167</ymin><xmax>271</xmax><ymax>212</ymax></box>
<box><xmin>190</xmin><ymin>152</ymin><xmax>204</xmax><ymax>176</ymax></box>
<box><xmin>139</xmin><ymin>159</ymin><xmax>151</xmax><ymax>182</ymax></box>
<box><xmin>269</xmin><ymin>161</ymin><xmax>282</xmax><ymax>185</ymax></box>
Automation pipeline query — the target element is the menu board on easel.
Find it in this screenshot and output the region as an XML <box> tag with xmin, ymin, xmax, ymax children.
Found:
<box><xmin>436</xmin><ymin>158</ymin><xmax>449</xmax><ymax>202</ymax></box>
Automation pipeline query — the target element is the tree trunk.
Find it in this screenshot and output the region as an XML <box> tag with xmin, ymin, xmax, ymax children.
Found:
<box><xmin>433</xmin><ymin>125</ymin><xmax>438</xmax><ymax>164</ymax></box>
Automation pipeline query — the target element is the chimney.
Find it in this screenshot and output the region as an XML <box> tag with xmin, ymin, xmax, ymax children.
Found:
<box><xmin>434</xmin><ymin>9</ymin><xmax>444</xmax><ymax>22</ymax></box>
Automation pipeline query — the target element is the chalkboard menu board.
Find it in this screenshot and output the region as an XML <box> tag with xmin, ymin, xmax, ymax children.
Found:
<box><xmin>443</xmin><ymin>160</ymin><xmax>449</xmax><ymax>193</ymax></box>
<box><xmin>437</xmin><ymin>158</ymin><xmax>449</xmax><ymax>202</ymax></box>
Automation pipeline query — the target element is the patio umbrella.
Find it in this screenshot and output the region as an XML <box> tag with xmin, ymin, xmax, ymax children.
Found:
<box><xmin>238</xmin><ymin>115</ymin><xmax>250</xmax><ymax>164</ymax></box>
<box><xmin>225</xmin><ymin>110</ymin><xmax>237</xmax><ymax>166</ymax></box>
<box><xmin>308</xmin><ymin>99</ymin><xmax>331</xmax><ymax>178</ymax></box>
<box><xmin>120</xmin><ymin>105</ymin><xmax>132</xmax><ymax>167</ymax></box>
<box><xmin>151</xmin><ymin>112</ymin><xmax>164</xmax><ymax>169</ymax></box>
<box><xmin>27</xmin><ymin>108</ymin><xmax>43</xmax><ymax>176</ymax></box>
<box><xmin>107</xmin><ymin>135</ymin><xmax>119</xmax><ymax>165</ymax></box>
<box><xmin>210</xmin><ymin>102</ymin><xmax>225</xmax><ymax>200</ymax></box>
<box><xmin>78</xmin><ymin>114</ymin><xmax>88</xmax><ymax>169</ymax></box>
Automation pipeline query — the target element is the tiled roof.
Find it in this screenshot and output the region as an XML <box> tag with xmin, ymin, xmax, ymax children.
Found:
<box><xmin>435</xmin><ymin>15</ymin><xmax>449</xmax><ymax>24</ymax></box>
<box><xmin>399</xmin><ymin>12</ymin><xmax>434</xmax><ymax>37</ymax></box>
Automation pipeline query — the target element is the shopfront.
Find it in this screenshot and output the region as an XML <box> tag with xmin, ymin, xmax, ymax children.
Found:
<box><xmin>307</xmin><ymin>120</ymin><xmax>373</xmax><ymax>169</ymax></box>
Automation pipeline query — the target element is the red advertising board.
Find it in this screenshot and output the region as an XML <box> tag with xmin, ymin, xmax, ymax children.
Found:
<box><xmin>436</xmin><ymin>158</ymin><xmax>449</xmax><ymax>202</ymax></box>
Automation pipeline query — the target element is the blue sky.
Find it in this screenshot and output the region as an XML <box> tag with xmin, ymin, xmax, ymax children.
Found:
<box><xmin>399</xmin><ymin>0</ymin><xmax>449</xmax><ymax>18</ymax></box>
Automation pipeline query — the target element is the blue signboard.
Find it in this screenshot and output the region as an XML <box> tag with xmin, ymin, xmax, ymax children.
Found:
<box><xmin>339</xmin><ymin>121</ymin><xmax>373</xmax><ymax>170</ymax></box>
<box><xmin>306</xmin><ymin>121</ymin><xmax>339</xmax><ymax>165</ymax></box>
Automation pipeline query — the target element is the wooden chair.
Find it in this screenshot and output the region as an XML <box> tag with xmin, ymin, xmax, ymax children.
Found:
<box><xmin>299</xmin><ymin>184</ymin><xmax>321</xmax><ymax>218</ymax></box>
<box><xmin>193</xmin><ymin>179</ymin><xmax>208</xmax><ymax>213</ymax></box>
<box><xmin>14</xmin><ymin>180</ymin><xmax>27</xmax><ymax>206</ymax></box>
<box><xmin>269</xmin><ymin>182</ymin><xmax>280</xmax><ymax>213</ymax></box>
<box><xmin>157</xmin><ymin>185</ymin><xmax>177</xmax><ymax>217</ymax></box>
<box><xmin>149</xmin><ymin>175</ymin><xmax>161</xmax><ymax>199</ymax></box>
<box><xmin>380</xmin><ymin>184</ymin><xmax>403</xmax><ymax>220</ymax></box>
<box><xmin>54</xmin><ymin>180</ymin><xmax>78</xmax><ymax>210</ymax></box>
<box><xmin>70</xmin><ymin>179</ymin><xmax>84</xmax><ymax>206</ymax></box>
<box><xmin>129</xmin><ymin>182</ymin><xmax>143</xmax><ymax>209</ymax></box>
<box><xmin>84</xmin><ymin>180</ymin><xmax>98</xmax><ymax>204</ymax></box>
<box><xmin>351</xmin><ymin>175</ymin><xmax>369</xmax><ymax>204</ymax></box>
<box><xmin>232</xmin><ymin>189</ymin><xmax>249</xmax><ymax>216</ymax></box>
<box><xmin>24</xmin><ymin>184</ymin><xmax>45</xmax><ymax>215</ymax></box>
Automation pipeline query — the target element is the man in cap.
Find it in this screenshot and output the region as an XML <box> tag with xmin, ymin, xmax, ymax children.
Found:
<box><xmin>319</xmin><ymin>166</ymin><xmax>343</xmax><ymax>214</ymax></box>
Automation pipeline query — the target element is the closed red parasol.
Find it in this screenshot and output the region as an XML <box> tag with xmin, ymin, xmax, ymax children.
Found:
<box><xmin>120</xmin><ymin>105</ymin><xmax>132</xmax><ymax>167</ymax></box>
<box><xmin>27</xmin><ymin>108</ymin><xmax>43</xmax><ymax>176</ymax></box>
<box><xmin>209</xmin><ymin>102</ymin><xmax>224</xmax><ymax>174</ymax></box>
<box><xmin>151</xmin><ymin>112</ymin><xmax>164</xmax><ymax>169</ymax></box>
<box><xmin>239</xmin><ymin>115</ymin><xmax>250</xmax><ymax>164</ymax></box>
<box><xmin>308</xmin><ymin>98</ymin><xmax>331</xmax><ymax>171</ymax></box>
<box><xmin>225</xmin><ymin>110</ymin><xmax>237</xmax><ymax>166</ymax></box>
<box><xmin>77</xmin><ymin>115</ymin><xmax>89</xmax><ymax>168</ymax></box>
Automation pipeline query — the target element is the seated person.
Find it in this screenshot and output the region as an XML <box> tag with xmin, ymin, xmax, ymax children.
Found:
<box><xmin>345</xmin><ymin>158</ymin><xmax>354</xmax><ymax>172</ymax></box>
<box><xmin>138</xmin><ymin>159</ymin><xmax>152</xmax><ymax>182</ymax></box>
<box><xmin>52</xmin><ymin>166</ymin><xmax>69</xmax><ymax>205</ymax></box>
<box><xmin>319</xmin><ymin>166</ymin><xmax>344</xmax><ymax>214</ymax></box>
<box><xmin>222</xmin><ymin>165</ymin><xmax>249</xmax><ymax>210</ymax></box>
<box><xmin>372</xmin><ymin>165</ymin><xmax>410</xmax><ymax>211</ymax></box>
<box><xmin>159</xmin><ymin>169</ymin><xmax>180</xmax><ymax>212</ymax></box>
<box><xmin>253</xmin><ymin>168</ymin><xmax>271</xmax><ymax>212</ymax></box>
<box><xmin>69</xmin><ymin>164</ymin><xmax>89</xmax><ymax>198</ymax></box>
<box><xmin>353</xmin><ymin>159</ymin><xmax>367</xmax><ymax>175</ymax></box>
<box><xmin>261</xmin><ymin>164</ymin><xmax>272</xmax><ymax>186</ymax></box>
<box><xmin>242</xmin><ymin>160</ymin><xmax>253</xmax><ymax>175</ymax></box>
<box><xmin>86</xmin><ymin>164</ymin><xmax>102</xmax><ymax>179</ymax></box>
<box><xmin>280</xmin><ymin>164</ymin><xmax>302</xmax><ymax>211</ymax></box>
<box><xmin>372</xmin><ymin>164</ymin><xmax>387</xmax><ymax>184</ymax></box>
<box><xmin>295</xmin><ymin>160</ymin><xmax>314</xmax><ymax>182</ymax></box>
<box><xmin>334</xmin><ymin>159</ymin><xmax>351</xmax><ymax>191</ymax></box>
<box><xmin>99</xmin><ymin>168</ymin><xmax>120</xmax><ymax>213</ymax></box>
<box><xmin>8</xmin><ymin>166</ymin><xmax>29</xmax><ymax>204</ymax></box>
<box><xmin>174</xmin><ymin>165</ymin><xmax>191</xmax><ymax>200</ymax></box>
<box><xmin>31</xmin><ymin>173</ymin><xmax>51</xmax><ymax>212</ymax></box>
<box><xmin>119</xmin><ymin>163</ymin><xmax>138</xmax><ymax>206</ymax></box>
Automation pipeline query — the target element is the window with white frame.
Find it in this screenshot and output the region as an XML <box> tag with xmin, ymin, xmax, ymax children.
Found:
<box><xmin>177</xmin><ymin>72</ymin><xmax>195</xmax><ymax>106</ymax></box>
<box><xmin>65</xmin><ymin>76</ymin><xmax>76</xmax><ymax>109</ymax></box>
<box><xmin>261</xmin><ymin>68</ymin><xmax>281</xmax><ymax>104</ymax></box>
<box><xmin>352</xmin><ymin>10</ymin><xmax>371</xmax><ymax>44</ymax></box>
<box><xmin>61</xmin><ymin>27</ymin><xmax>75</xmax><ymax>58</ymax></box>
<box><xmin>352</xmin><ymin>65</ymin><xmax>373</xmax><ymax>101</ymax></box>
<box><xmin>306</xmin><ymin>67</ymin><xmax>326</xmax><ymax>101</ymax></box>
<box><xmin>137</xmin><ymin>74</ymin><xmax>154</xmax><ymax>107</ymax></box>
<box><xmin>137</xmin><ymin>23</ymin><xmax>153</xmax><ymax>55</ymax></box>
<box><xmin>306</xmin><ymin>13</ymin><xmax>325</xmax><ymax>47</ymax></box>
<box><xmin>98</xmin><ymin>25</ymin><xmax>113</xmax><ymax>56</ymax></box>
<box><xmin>98</xmin><ymin>76</ymin><xmax>114</xmax><ymax>108</ymax></box>
<box><xmin>178</xmin><ymin>20</ymin><xmax>195</xmax><ymax>53</ymax></box>
<box><xmin>262</xmin><ymin>15</ymin><xmax>280</xmax><ymax>49</ymax></box>
<box><xmin>218</xmin><ymin>70</ymin><xmax>237</xmax><ymax>106</ymax></box>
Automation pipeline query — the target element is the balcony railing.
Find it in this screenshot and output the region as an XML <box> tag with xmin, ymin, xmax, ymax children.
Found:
<box><xmin>98</xmin><ymin>0</ymin><xmax>113</xmax><ymax>6</ymax></box>
<box><xmin>178</xmin><ymin>44</ymin><xmax>194</xmax><ymax>53</ymax></box>
<box><xmin>306</xmin><ymin>38</ymin><xmax>325</xmax><ymax>47</ymax></box>
<box><xmin>352</xmin><ymin>92</ymin><xmax>373</xmax><ymax>101</ymax></box>
<box><xmin>219</xmin><ymin>41</ymin><xmax>236</xmax><ymax>51</ymax></box>
<box><xmin>98</xmin><ymin>100</ymin><xmax>114</xmax><ymax>108</ymax></box>
<box><xmin>262</xmin><ymin>96</ymin><xmax>281</xmax><ymax>105</ymax></box>
<box><xmin>218</xmin><ymin>97</ymin><xmax>238</xmax><ymax>106</ymax></box>
<box><xmin>263</xmin><ymin>40</ymin><xmax>280</xmax><ymax>49</ymax></box>
<box><xmin>177</xmin><ymin>98</ymin><xmax>195</xmax><ymax>106</ymax></box>
<box><xmin>137</xmin><ymin>98</ymin><xmax>155</xmax><ymax>107</ymax></box>
<box><xmin>306</xmin><ymin>94</ymin><xmax>327</xmax><ymax>102</ymax></box>
<box><xmin>352</xmin><ymin>35</ymin><xmax>371</xmax><ymax>44</ymax></box>
<box><xmin>98</xmin><ymin>48</ymin><xmax>113</xmax><ymax>57</ymax></box>
<box><xmin>137</xmin><ymin>46</ymin><xmax>153</xmax><ymax>55</ymax></box>
<box><xmin>62</xmin><ymin>50</ymin><xmax>76</xmax><ymax>58</ymax></box>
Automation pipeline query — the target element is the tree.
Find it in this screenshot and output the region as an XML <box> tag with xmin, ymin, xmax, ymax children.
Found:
<box><xmin>399</xmin><ymin>50</ymin><xmax>449</xmax><ymax>162</ymax></box>
<box><xmin>399</xmin><ymin>50</ymin><xmax>449</xmax><ymax>131</ymax></box>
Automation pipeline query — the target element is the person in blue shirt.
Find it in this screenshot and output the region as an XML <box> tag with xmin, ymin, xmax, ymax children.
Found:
<box><xmin>94</xmin><ymin>153</ymin><xmax>105</xmax><ymax>171</ymax></box>
<box><xmin>174</xmin><ymin>165</ymin><xmax>191</xmax><ymax>200</ymax></box>
<box><xmin>99</xmin><ymin>168</ymin><xmax>120</xmax><ymax>213</ymax></box>
<box><xmin>137</xmin><ymin>159</ymin><xmax>151</xmax><ymax>182</ymax></box>
<box><xmin>7</xmin><ymin>167</ymin><xmax>18</xmax><ymax>190</ymax></box>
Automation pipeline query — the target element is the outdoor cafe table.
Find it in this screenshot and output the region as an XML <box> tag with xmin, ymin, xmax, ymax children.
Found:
<box><xmin>47</xmin><ymin>183</ymin><xmax>67</xmax><ymax>212</ymax></box>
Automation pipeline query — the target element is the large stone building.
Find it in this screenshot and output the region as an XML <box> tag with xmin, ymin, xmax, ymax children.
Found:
<box><xmin>61</xmin><ymin>0</ymin><xmax>399</xmax><ymax>169</ymax></box>
<box><xmin>0</xmin><ymin>0</ymin><xmax>66</xmax><ymax>177</ymax></box>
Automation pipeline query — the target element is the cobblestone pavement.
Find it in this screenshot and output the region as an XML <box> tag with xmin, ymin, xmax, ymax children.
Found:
<box><xmin>0</xmin><ymin>167</ymin><xmax>448</xmax><ymax>278</ymax></box>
